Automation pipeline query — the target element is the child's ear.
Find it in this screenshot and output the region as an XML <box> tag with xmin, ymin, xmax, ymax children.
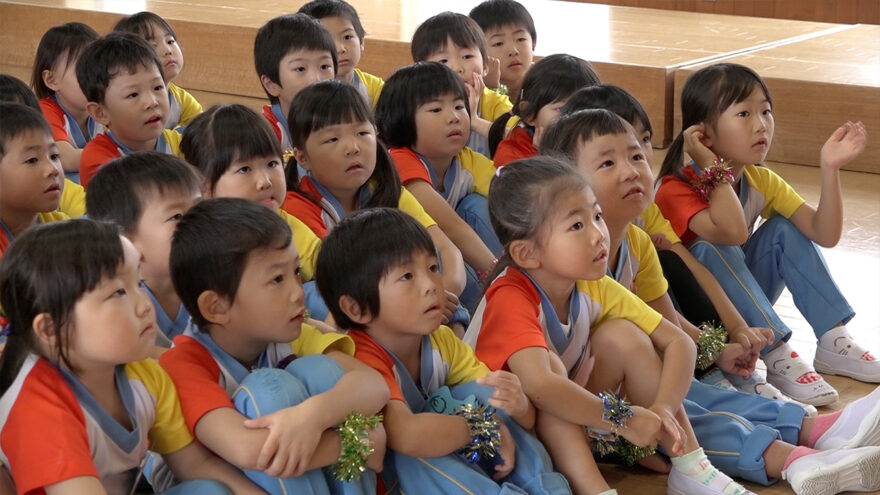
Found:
<box><xmin>32</xmin><ymin>313</ymin><xmax>58</xmax><ymax>349</ymax></box>
<box><xmin>292</xmin><ymin>147</ymin><xmax>310</xmax><ymax>172</ymax></box>
<box><xmin>42</xmin><ymin>69</ymin><xmax>59</xmax><ymax>92</ymax></box>
<box><xmin>197</xmin><ymin>290</ymin><xmax>231</xmax><ymax>325</ymax></box>
<box><xmin>87</xmin><ymin>102</ymin><xmax>110</xmax><ymax>126</ymax></box>
<box><xmin>260</xmin><ymin>75</ymin><xmax>283</xmax><ymax>99</ymax></box>
<box><xmin>509</xmin><ymin>239</ymin><xmax>540</xmax><ymax>269</ymax></box>
<box><xmin>518</xmin><ymin>101</ymin><xmax>534</xmax><ymax>126</ymax></box>
<box><xmin>338</xmin><ymin>295</ymin><xmax>371</xmax><ymax>325</ymax></box>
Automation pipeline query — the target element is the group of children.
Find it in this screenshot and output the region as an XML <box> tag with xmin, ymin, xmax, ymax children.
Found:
<box><xmin>0</xmin><ymin>1</ymin><xmax>878</xmax><ymax>494</ymax></box>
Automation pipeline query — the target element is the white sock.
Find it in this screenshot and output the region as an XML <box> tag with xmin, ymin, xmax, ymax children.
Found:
<box><xmin>671</xmin><ymin>448</ymin><xmax>749</xmax><ymax>495</ymax></box>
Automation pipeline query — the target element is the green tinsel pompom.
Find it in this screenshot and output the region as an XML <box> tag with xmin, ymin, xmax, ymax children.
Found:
<box><xmin>333</xmin><ymin>412</ymin><xmax>383</xmax><ymax>482</ymax></box>
<box><xmin>696</xmin><ymin>321</ymin><xmax>728</xmax><ymax>370</ymax></box>
<box><xmin>589</xmin><ymin>430</ymin><xmax>656</xmax><ymax>466</ymax></box>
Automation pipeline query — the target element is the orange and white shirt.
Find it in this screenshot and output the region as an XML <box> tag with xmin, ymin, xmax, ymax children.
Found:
<box><xmin>390</xmin><ymin>146</ymin><xmax>495</xmax><ymax>208</ymax></box>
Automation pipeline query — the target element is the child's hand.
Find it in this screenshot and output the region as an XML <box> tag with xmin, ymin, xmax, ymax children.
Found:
<box><xmin>442</xmin><ymin>290</ymin><xmax>459</xmax><ymax>324</ymax></box>
<box><xmin>619</xmin><ymin>405</ymin><xmax>662</xmax><ymax>449</ymax></box>
<box><xmin>532</xmin><ymin>125</ymin><xmax>545</xmax><ymax>150</ymax></box>
<box><xmin>477</xmin><ymin>370</ymin><xmax>530</xmax><ymax>419</ymax></box>
<box><xmin>728</xmin><ymin>326</ymin><xmax>774</xmax><ymax>355</ymax></box>
<box><xmin>366</xmin><ymin>423</ymin><xmax>387</xmax><ymax>473</ymax></box>
<box><xmin>485</xmin><ymin>56</ymin><xmax>502</xmax><ymax>90</ymax></box>
<box><xmin>466</xmin><ymin>72</ymin><xmax>485</xmax><ymax>116</ymax></box>
<box><xmin>243</xmin><ymin>402</ymin><xmax>324</xmax><ymax>478</ymax></box>
<box><xmin>682</xmin><ymin>123</ymin><xmax>718</xmax><ymax>170</ymax></box>
<box><xmin>650</xmin><ymin>233</ymin><xmax>674</xmax><ymax>251</ymax></box>
<box><xmin>648</xmin><ymin>405</ymin><xmax>685</xmax><ymax>457</ymax></box>
<box><xmin>821</xmin><ymin>121</ymin><xmax>867</xmax><ymax>171</ymax></box>
<box><xmin>493</xmin><ymin>420</ymin><xmax>517</xmax><ymax>481</ymax></box>
<box><xmin>715</xmin><ymin>342</ymin><xmax>759</xmax><ymax>378</ymax></box>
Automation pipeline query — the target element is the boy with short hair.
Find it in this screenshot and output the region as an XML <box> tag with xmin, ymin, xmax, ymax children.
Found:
<box><xmin>76</xmin><ymin>32</ymin><xmax>182</xmax><ymax>187</ymax></box>
<box><xmin>411</xmin><ymin>11</ymin><xmax>512</xmax><ymax>158</ymax></box>
<box><xmin>317</xmin><ymin>207</ymin><xmax>570</xmax><ymax>494</ymax></box>
<box><xmin>298</xmin><ymin>0</ymin><xmax>385</xmax><ymax>109</ymax></box>
<box><xmin>469</xmin><ymin>0</ymin><xmax>536</xmax><ymax>102</ymax></box>
<box><xmin>86</xmin><ymin>151</ymin><xmax>201</xmax><ymax>346</ymax></box>
<box><xmin>160</xmin><ymin>197</ymin><xmax>387</xmax><ymax>495</ymax></box>
<box><xmin>254</xmin><ymin>13</ymin><xmax>337</xmax><ymax>158</ymax></box>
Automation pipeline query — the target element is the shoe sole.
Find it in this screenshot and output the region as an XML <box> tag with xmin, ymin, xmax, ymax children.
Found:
<box><xmin>817</xmin><ymin>387</ymin><xmax>880</xmax><ymax>450</ymax></box>
<box><xmin>814</xmin><ymin>358</ymin><xmax>880</xmax><ymax>383</ymax></box>
<box><xmin>790</xmin><ymin>450</ymin><xmax>880</xmax><ymax>495</ymax></box>
<box><xmin>766</xmin><ymin>375</ymin><xmax>839</xmax><ymax>406</ymax></box>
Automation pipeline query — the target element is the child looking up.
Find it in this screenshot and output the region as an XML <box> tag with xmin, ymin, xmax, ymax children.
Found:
<box><xmin>541</xmin><ymin>108</ymin><xmax>880</xmax><ymax>495</ymax></box>
<box><xmin>0</xmin><ymin>103</ymin><xmax>66</xmax><ymax>261</ymax></box>
<box><xmin>490</xmin><ymin>54</ymin><xmax>598</xmax><ymax>166</ymax></box>
<box><xmin>31</xmin><ymin>22</ymin><xmax>100</xmax><ymax>180</ymax></box>
<box><xmin>298</xmin><ymin>0</ymin><xmax>385</xmax><ymax>109</ymax></box>
<box><xmin>317</xmin><ymin>207</ymin><xmax>570</xmax><ymax>494</ymax></box>
<box><xmin>469</xmin><ymin>0</ymin><xmax>536</xmax><ymax>103</ymax></box>
<box><xmin>376</xmin><ymin>62</ymin><xmax>500</xmax><ymax>312</ymax></box>
<box><xmin>466</xmin><ymin>157</ymin><xmax>754</xmax><ymax>495</ymax></box>
<box><xmin>411</xmin><ymin>11</ymin><xmax>512</xmax><ymax>158</ymax></box>
<box><xmin>282</xmin><ymin>80</ymin><xmax>469</xmax><ymax>330</ymax></box>
<box><xmin>159</xmin><ymin>198</ymin><xmax>388</xmax><ymax>494</ymax></box>
<box><xmin>87</xmin><ymin>151</ymin><xmax>202</xmax><ymax>346</ymax></box>
<box><xmin>76</xmin><ymin>33</ymin><xmax>182</xmax><ymax>187</ymax></box>
<box><xmin>0</xmin><ymin>220</ymin><xmax>260</xmax><ymax>494</ymax></box>
<box><xmin>113</xmin><ymin>11</ymin><xmax>203</xmax><ymax>129</ymax></box>
<box><xmin>655</xmin><ymin>63</ymin><xmax>875</xmax><ymax>405</ymax></box>
<box><xmin>254</xmin><ymin>13</ymin><xmax>337</xmax><ymax>159</ymax></box>
<box><xmin>0</xmin><ymin>74</ymin><xmax>84</xmax><ymax>218</ymax></box>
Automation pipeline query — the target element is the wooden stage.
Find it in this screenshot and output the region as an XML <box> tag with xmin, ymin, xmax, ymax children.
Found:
<box><xmin>0</xmin><ymin>1</ymin><xmax>878</xmax><ymax>494</ymax></box>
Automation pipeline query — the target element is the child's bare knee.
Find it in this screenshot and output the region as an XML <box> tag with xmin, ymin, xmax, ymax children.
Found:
<box><xmin>592</xmin><ymin>318</ymin><xmax>653</xmax><ymax>355</ymax></box>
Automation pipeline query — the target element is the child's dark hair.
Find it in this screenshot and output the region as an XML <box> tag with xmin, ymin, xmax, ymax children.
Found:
<box><xmin>287</xmin><ymin>80</ymin><xmax>400</xmax><ymax>205</ymax></box>
<box><xmin>254</xmin><ymin>13</ymin><xmax>338</xmax><ymax>104</ymax></box>
<box><xmin>31</xmin><ymin>22</ymin><xmax>100</xmax><ymax>99</ymax></box>
<box><xmin>411</xmin><ymin>12</ymin><xmax>487</xmax><ymax>63</ymax></box>
<box><xmin>468</xmin><ymin>0</ymin><xmax>536</xmax><ymax>45</ymax></box>
<box><xmin>0</xmin><ymin>74</ymin><xmax>41</xmax><ymax>110</ymax></box>
<box><xmin>113</xmin><ymin>11</ymin><xmax>177</xmax><ymax>43</ymax></box>
<box><xmin>87</xmin><ymin>151</ymin><xmax>202</xmax><ymax>233</ymax></box>
<box><xmin>0</xmin><ymin>220</ymin><xmax>124</xmax><ymax>394</ymax></box>
<box><xmin>562</xmin><ymin>84</ymin><xmax>652</xmax><ymax>137</ymax></box>
<box><xmin>375</xmin><ymin>62</ymin><xmax>470</xmax><ymax>149</ymax></box>
<box><xmin>487</xmin><ymin>156</ymin><xmax>590</xmax><ymax>281</ymax></box>
<box><xmin>180</xmin><ymin>104</ymin><xmax>284</xmax><ymax>192</ymax></box>
<box><xmin>170</xmin><ymin>198</ymin><xmax>292</xmax><ymax>328</ymax></box>
<box><xmin>298</xmin><ymin>0</ymin><xmax>366</xmax><ymax>40</ymax></box>
<box><xmin>540</xmin><ymin>109</ymin><xmax>633</xmax><ymax>161</ymax></box>
<box><xmin>316</xmin><ymin>207</ymin><xmax>436</xmax><ymax>330</ymax></box>
<box><xmin>659</xmin><ymin>63</ymin><xmax>771</xmax><ymax>184</ymax></box>
<box><xmin>0</xmin><ymin>103</ymin><xmax>53</xmax><ymax>157</ymax></box>
<box><xmin>488</xmin><ymin>54</ymin><xmax>599</xmax><ymax>155</ymax></box>
<box><xmin>75</xmin><ymin>32</ymin><xmax>164</xmax><ymax>104</ymax></box>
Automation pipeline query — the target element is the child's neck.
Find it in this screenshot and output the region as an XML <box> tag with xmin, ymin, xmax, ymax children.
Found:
<box><xmin>320</xmin><ymin>179</ymin><xmax>360</xmax><ymax>214</ymax></box>
<box><xmin>72</xmin><ymin>360</ymin><xmax>134</xmax><ymax>430</ymax></box>
<box><xmin>366</xmin><ymin>326</ymin><xmax>423</xmax><ymax>384</ymax></box>
<box><xmin>0</xmin><ymin>209</ymin><xmax>39</xmax><ymax>238</ymax></box>
<box><xmin>278</xmin><ymin>98</ymin><xmax>292</xmax><ymax>125</ymax></box>
<box><xmin>418</xmin><ymin>151</ymin><xmax>456</xmax><ymax>193</ymax></box>
<box><xmin>113</xmin><ymin>132</ymin><xmax>158</xmax><ymax>153</ymax></box>
<box><xmin>207</xmin><ymin>324</ymin><xmax>269</xmax><ymax>370</ymax></box>
<box><xmin>523</xmin><ymin>267</ymin><xmax>575</xmax><ymax>325</ymax></box>
<box><xmin>56</xmin><ymin>94</ymin><xmax>90</xmax><ymax>133</ymax></box>
<box><xmin>145</xmin><ymin>275</ymin><xmax>181</xmax><ymax>320</ymax></box>
<box><xmin>506</xmin><ymin>80</ymin><xmax>523</xmax><ymax>103</ymax></box>
<box><xmin>604</xmin><ymin>216</ymin><xmax>630</xmax><ymax>275</ymax></box>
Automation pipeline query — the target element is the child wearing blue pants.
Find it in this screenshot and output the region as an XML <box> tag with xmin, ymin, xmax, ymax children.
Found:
<box><xmin>316</xmin><ymin>207</ymin><xmax>570</xmax><ymax>495</ymax></box>
<box><xmin>160</xmin><ymin>198</ymin><xmax>389</xmax><ymax>495</ymax></box>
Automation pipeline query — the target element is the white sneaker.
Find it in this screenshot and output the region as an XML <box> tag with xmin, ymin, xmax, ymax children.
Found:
<box><xmin>814</xmin><ymin>326</ymin><xmax>880</xmax><ymax>383</ymax></box>
<box><xmin>815</xmin><ymin>385</ymin><xmax>880</xmax><ymax>450</ymax></box>
<box><xmin>666</xmin><ymin>465</ymin><xmax>754</xmax><ymax>495</ymax></box>
<box><xmin>764</xmin><ymin>343</ymin><xmax>838</xmax><ymax>406</ymax></box>
<box><xmin>725</xmin><ymin>370</ymin><xmax>818</xmax><ymax>417</ymax></box>
<box><xmin>783</xmin><ymin>446</ymin><xmax>880</xmax><ymax>495</ymax></box>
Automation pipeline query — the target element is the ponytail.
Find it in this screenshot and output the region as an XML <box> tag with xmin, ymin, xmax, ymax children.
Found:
<box><xmin>487</xmin><ymin>112</ymin><xmax>514</xmax><ymax>158</ymax></box>
<box><xmin>657</xmin><ymin>131</ymin><xmax>688</xmax><ymax>186</ymax></box>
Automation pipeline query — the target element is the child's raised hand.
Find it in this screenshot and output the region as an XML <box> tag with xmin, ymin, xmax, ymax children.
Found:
<box><xmin>619</xmin><ymin>405</ymin><xmax>663</xmax><ymax>449</ymax></box>
<box><xmin>477</xmin><ymin>370</ymin><xmax>530</xmax><ymax>419</ymax></box>
<box><xmin>821</xmin><ymin>121</ymin><xmax>867</xmax><ymax>171</ymax></box>
<box><xmin>442</xmin><ymin>290</ymin><xmax>459</xmax><ymax>325</ymax></box>
<box><xmin>648</xmin><ymin>405</ymin><xmax>685</xmax><ymax>457</ymax></box>
<box><xmin>650</xmin><ymin>233</ymin><xmax>674</xmax><ymax>251</ymax></box>
<box><xmin>493</xmin><ymin>420</ymin><xmax>517</xmax><ymax>481</ymax></box>
<box><xmin>715</xmin><ymin>342</ymin><xmax>759</xmax><ymax>378</ymax></box>
<box><xmin>243</xmin><ymin>401</ymin><xmax>324</xmax><ymax>478</ymax></box>
<box><xmin>486</xmin><ymin>56</ymin><xmax>502</xmax><ymax>90</ymax></box>
<box><xmin>682</xmin><ymin>123</ymin><xmax>718</xmax><ymax>170</ymax></box>
<box><xmin>466</xmin><ymin>72</ymin><xmax>485</xmax><ymax>116</ymax></box>
<box><xmin>729</xmin><ymin>326</ymin><xmax>774</xmax><ymax>355</ymax></box>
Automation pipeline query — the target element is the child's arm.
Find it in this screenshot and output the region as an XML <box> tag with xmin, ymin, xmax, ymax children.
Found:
<box><xmin>55</xmin><ymin>140</ymin><xmax>82</xmax><ymax>173</ymax></box>
<box><xmin>645</xmin><ymin>318</ymin><xmax>697</xmax><ymax>412</ymax></box>
<box><xmin>477</xmin><ymin>370</ymin><xmax>535</xmax><ymax>430</ymax></box>
<box><xmin>383</xmin><ymin>399</ymin><xmax>471</xmax><ymax>457</ymax></box>
<box><xmin>788</xmin><ymin>121</ymin><xmax>867</xmax><ymax>248</ymax></box>
<box><xmin>162</xmin><ymin>440</ymin><xmax>265</xmax><ymax>494</ymax></box>
<box><xmin>682</xmin><ymin>124</ymin><xmax>750</xmax><ymax>245</ymax></box>
<box><xmin>242</xmin><ymin>350</ymin><xmax>389</xmax><ymax>476</ymax></box>
<box><xmin>466</xmin><ymin>72</ymin><xmax>493</xmax><ymax>138</ymax></box>
<box><xmin>427</xmin><ymin>224</ymin><xmax>467</xmax><ymax>296</ymax></box>
<box><xmin>44</xmin><ymin>477</ymin><xmax>106</xmax><ymax>495</ymax></box>
<box><xmin>407</xmin><ymin>181</ymin><xmax>497</xmax><ymax>273</ymax></box>
<box><xmin>0</xmin><ymin>467</ymin><xmax>14</xmax><ymax>494</ymax></box>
